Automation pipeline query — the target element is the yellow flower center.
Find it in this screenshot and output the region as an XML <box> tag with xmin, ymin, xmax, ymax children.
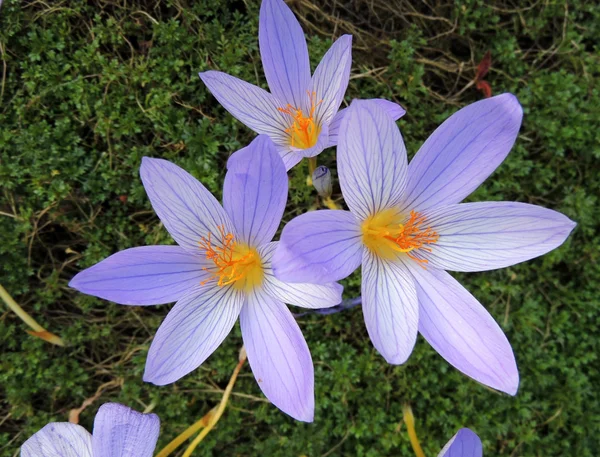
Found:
<box><xmin>198</xmin><ymin>226</ymin><xmax>264</xmax><ymax>292</ymax></box>
<box><xmin>361</xmin><ymin>208</ymin><xmax>439</xmax><ymax>264</ymax></box>
<box><xmin>277</xmin><ymin>92</ymin><xmax>322</xmax><ymax>149</ymax></box>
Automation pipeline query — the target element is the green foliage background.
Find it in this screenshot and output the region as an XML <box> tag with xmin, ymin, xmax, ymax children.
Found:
<box><xmin>0</xmin><ymin>0</ymin><xmax>598</xmax><ymax>455</ymax></box>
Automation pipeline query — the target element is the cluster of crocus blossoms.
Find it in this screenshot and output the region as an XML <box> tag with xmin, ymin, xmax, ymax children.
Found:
<box><xmin>26</xmin><ymin>0</ymin><xmax>576</xmax><ymax>454</ymax></box>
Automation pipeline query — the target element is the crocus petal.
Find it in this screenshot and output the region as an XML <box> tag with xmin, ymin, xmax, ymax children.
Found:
<box><xmin>260</xmin><ymin>242</ymin><xmax>343</xmax><ymax>309</ymax></box>
<box><xmin>92</xmin><ymin>403</ymin><xmax>160</xmax><ymax>457</ymax></box>
<box><xmin>311</xmin><ymin>34</ymin><xmax>352</xmax><ymax>126</ymax></box>
<box><xmin>419</xmin><ymin>202</ymin><xmax>576</xmax><ymax>272</ymax></box>
<box><xmin>327</xmin><ymin>99</ymin><xmax>406</xmax><ymax>147</ymax></box>
<box><xmin>259</xmin><ymin>0</ymin><xmax>311</xmax><ymax>109</ymax></box>
<box><xmin>69</xmin><ymin>246</ymin><xmax>209</xmax><ymax>305</ymax></box>
<box><xmin>199</xmin><ymin>70</ymin><xmax>290</xmax><ymax>146</ymax></box>
<box><xmin>278</xmin><ymin>148</ymin><xmax>305</xmax><ymax>171</ymax></box>
<box><xmin>223</xmin><ymin>135</ymin><xmax>287</xmax><ymax>246</ymax></box>
<box><xmin>21</xmin><ymin>423</ymin><xmax>92</xmax><ymax>457</ymax></box>
<box><xmin>362</xmin><ymin>251</ymin><xmax>418</xmax><ymax>364</ymax></box>
<box><xmin>338</xmin><ymin>99</ymin><xmax>409</xmax><ymax>220</ymax></box>
<box><xmin>410</xmin><ymin>264</ymin><xmax>519</xmax><ymax>395</ymax></box>
<box><xmin>240</xmin><ymin>288</ymin><xmax>314</xmax><ymax>421</ymax></box>
<box><xmin>229</xmin><ymin>141</ymin><xmax>303</xmax><ymax>173</ymax></box>
<box><xmin>140</xmin><ymin>157</ymin><xmax>234</xmax><ymax>254</ymax></box>
<box><xmin>274</xmin><ymin>210</ymin><xmax>363</xmax><ymax>284</ymax></box>
<box><xmin>402</xmin><ymin>93</ymin><xmax>523</xmax><ymax>212</ymax></box>
<box><xmin>438</xmin><ymin>429</ymin><xmax>483</xmax><ymax>457</ymax></box>
<box><xmin>144</xmin><ymin>284</ymin><xmax>244</xmax><ymax>385</ymax></box>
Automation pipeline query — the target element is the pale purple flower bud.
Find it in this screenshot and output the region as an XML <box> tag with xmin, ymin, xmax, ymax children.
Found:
<box><xmin>312</xmin><ymin>165</ymin><xmax>332</xmax><ymax>198</ymax></box>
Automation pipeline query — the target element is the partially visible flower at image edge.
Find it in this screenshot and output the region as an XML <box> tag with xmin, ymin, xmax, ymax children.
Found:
<box><xmin>273</xmin><ymin>96</ymin><xmax>576</xmax><ymax>395</ymax></box>
<box><xmin>69</xmin><ymin>135</ymin><xmax>342</xmax><ymax>422</ymax></box>
<box><xmin>21</xmin><ymin>403</ymin><xmax>160</xmax><ymax>457</ymax></box>
<box><xmin>199</xmin><ymin>0</ymin><xmax>405</xmax><ymax>170</ymax></box>
<box><xmin>438</xmin><ymin>428</ymin><xmax>483</xmax><ymax>457</ymax></box>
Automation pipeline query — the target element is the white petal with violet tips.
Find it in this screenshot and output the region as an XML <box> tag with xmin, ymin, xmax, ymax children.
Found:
<box><xmin>69</xmin><ymin>246</ymin><xmax>210</xmax><ymax>306</ymax></box>
<box><xmin>199</xmin><ymin>71</ymin><xmax>290</xmax><ymax>146</ymax></box>
<box><xmin>274</xmin><ymin>209</ymin><xmax>363</xmax><ymax>284</ymax></box>
<box><xmin>21</xmin><ymin>423</ymin><xmax>92</xmax><ymax>457</ymax></box>
<box><xmin>240</xmin><ymin>288</ymin><xmax>314</xmax><ymax>422</ymax></box>
<box><xmin>92</xmin><ymin>403</ymin><xmax>160</xmax><ymax>457</ymax></box>
<box><xmin>259</xmin><ymin>0</ymin><xmax>311</xmax><ymax>109</ymax></box>
<box><xmin>260</xmin><ymin>242</ymin><xmax>343</xmax><ymax>309</ymax></box>
<box><xmin>409</xmin><ymin>264</ymin><xmax>519</xmax><ymax>395</ymax></box>
<box><xmin>223</xmin><ymin>135</ymin><xmax>288</xmax><ymax>246</ymax></box>
<box><xmin>140</xmin><ymin>157</ymin><xmax>234</xmax><ymax>255</ymax></box>
<box><xmin>338</xmin><ymin>100</ymin><xmax>409</xmax><ymax>220</ymax></box>
<box><xmin>402</xmin><ymin>93</ymin><xmax>523</xmax><ymax>212</ymax></box>
<box><xmin>418</xmin><ymin>202</ymin><xmax>576</xmax><ymax>272</ymax></box>
<box><xmin>144</xmin><ymin>284</ymin><xmax>244</xmax><ymax>385</ymax></box>
<box><xmin>362</xmin><ymin>250</ymin><xmax>418</xmax><ymax>364</ymax></box>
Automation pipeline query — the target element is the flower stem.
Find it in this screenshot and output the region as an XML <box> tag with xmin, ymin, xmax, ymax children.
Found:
<box><xmin>322</xmin><ymin>197</ymin><xmax>340</xmax><ymax>210</ymax></box>
<box><xmin>0</xmin><ymin>284</ymin><xmax>65</xmax><ymax>346</ymax></box>
<box><xmin>306</xmin><ymin>156</ymin><xmax>317</xmax><ymax>186</ymax></box>
<box><xmin>180</xmin><ymin>351</ymin><xmax>247</xmax><ymax>457</ymax></box>
<box><xmin>154</xmin><ymin>407</ymin><xmax>216</xmax><ymax>457</ymax></box>
<box><xmin>403</xmin><ymin>404</ymin><xmax>426</xmax><ymax>457</ymax></box>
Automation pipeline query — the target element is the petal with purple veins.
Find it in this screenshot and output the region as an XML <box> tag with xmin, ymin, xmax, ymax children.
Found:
<box><xmin>409</xmin><ymin>264</ymin><xmax>519</xmax><ymax>395</ymax></box>
<box><xmin>144</xmin><ymin>284</ymin><xmax>244</xmax><ymax>385</ymax></box>
<box><xmin>260</xmin><ymin>242</ymin><xmax>343</xmax><ymax>309</ymax></box>
<box><xmin>273</xmin><ymin>209</ymin><xmax>363</xmax><ymax>284</ymax></box>
<box><xmin>418</xmin><ymin>202</ymin><xmax>576</xmax><ymax>272</ymax></box>
<box><xmin>338</xmin><ymin>100</ymin><xmax>409</xmax><ymax>220</ymax></box>
<box><xmin>92</xmin><ymin>403</ymin><xmax>160</xmax><ymax>457</ymax></box>
<box><xmin>240</xmin><ymin>287</ymin><xmax>314</xmax><ymax>422</ymax></box>
<box><xmin>199</xmin><ymin>71</ymin><xmax>290</xmax><ymax>146</ymax></box>
<box><xmin>362</xmin><ymin>250</ymin><xmax>418</xmax><ymax>364</ymax></box>
<box><xmin>311</xmin><ymin>35</ymin><xmax>352</xmax><ymax>126</ymax></box>
<box><xmin>224</xmin><ymin>135</ymin><xmax>288</xmax><ymax>246</ymax></box>
<box><xmin>402</xmin><ymin>93</ymin><xmax>523</xmax><ymax>212</ymax></box>
<box><xmin>327</xmin><ymin>99</ymin><xmax>406</xmax><ymax>147</ymax></box>
<box><xmin>21</xmin><ymin>423</ymin><xmax>92</xmax><ymax>457</ymax></box>
<box><xmin>69</xmin><ymin>246</ymin><xmax>209</xmax><ymax>305</ymax></box>
<box><xmin>140</xmin><ymin>157</ymin><xmax>234</xmax><ymax>255</ymax></box>
<box><xmin>259</xmin><ymin>0</ymin><xmax>311</xmax><ymax>109</ymax></box>
<box><xmin>438</xmin><ymin>429</ymin><xmax>483</xmax><ymax>457</ymax></box>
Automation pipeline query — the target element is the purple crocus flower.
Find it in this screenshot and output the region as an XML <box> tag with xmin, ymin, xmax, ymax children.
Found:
<box><xmin>69</xmin><ymin>135</ymin><xmax>342</xmax><ymax>422</ymax></box>
<box><xmin>439</xmin><ymin>429</ymin><xmax>483</xmax><ymax>457</ymax></box>
<box><xmin>273</xmin><ymin>97</ymin><xmax>576</xmax><ymax>395</ymax></box>
<box><xmin>21</xmin><ymin>403</ymin><xmax>159</xmax><ymax>457</ymax></box>
<box><xmin>198</xmin><ymin>0</ymin><xmax>405</xmax><ymax>170</ymax></box>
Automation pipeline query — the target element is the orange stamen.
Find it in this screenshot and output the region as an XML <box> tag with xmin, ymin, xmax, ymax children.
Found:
<box><xmin>198</xmin><ymin>226</ymin><xmax>262</xmax><ymax>289</ymax></box>
<box><xmin>277</xmin><ymin>91</ymin><xmax>322</xmax><ymax>149</ymax></box>
<box><xmin>361</xmin><ymin>210</ymin><xmax>439</xmax><ymax>266</ymax></box>
<box><xmin>384</xmin><ymin>211</ymin><xmax>439</xmax><ymax>256</ymax></box>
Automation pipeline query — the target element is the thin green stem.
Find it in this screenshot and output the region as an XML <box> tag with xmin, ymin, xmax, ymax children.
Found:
<box><xmin>181</xmin><ymin>354</ymin><xmax>246</xmax><ymax>457</ymax></box>
<box><xmin>0</xmin><ymin>284</ymin><xmax>65</xmax><ymax>346</ymax></box>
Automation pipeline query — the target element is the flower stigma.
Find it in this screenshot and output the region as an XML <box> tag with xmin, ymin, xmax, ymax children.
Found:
<box><xmin>361</xmin><ymin>209</ymin><xmax>439</xmax><ymax>265</ymax></box>
<box><xmin>278</xmin><ymin>91</ymin><xmax>322</xmax><ymax>149</ymax></box>
<box><xmin>198</xmin><ymin>226</ymin><xmax>264</xmax><ymax>292</ymax></box>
